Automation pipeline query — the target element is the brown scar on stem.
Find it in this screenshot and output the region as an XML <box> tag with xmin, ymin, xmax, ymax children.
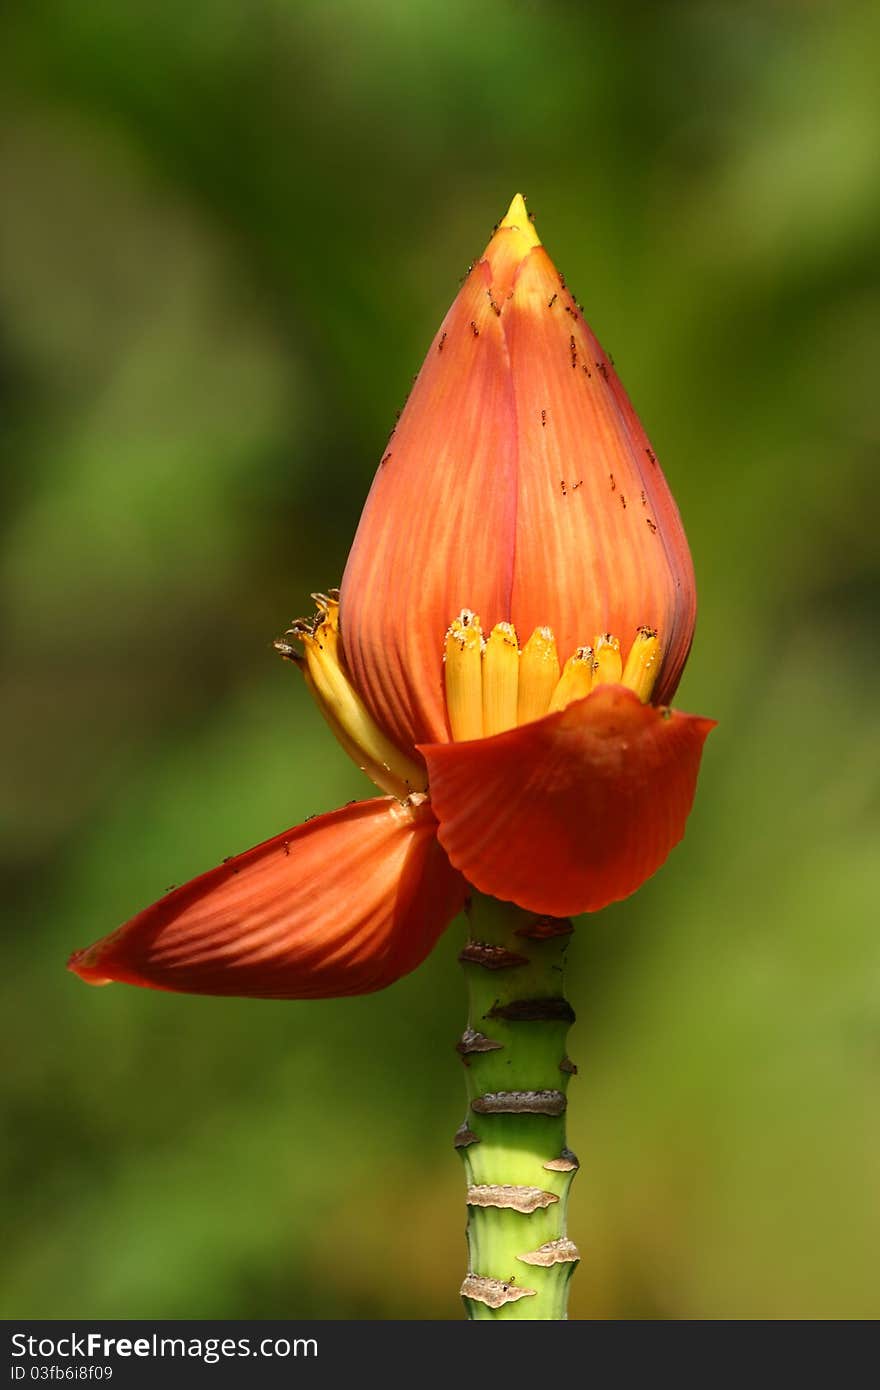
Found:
<box><xmin>460</xmin><ymin>1274</ymin><xmax>536</xmax><ymax>1308</ymax></box>
<box><xmin>543</xmin><ymin>1148</ymin><xmax>580</xmax><ymax>1173</ymax></box>
<box><xmin>458</xmin><ymin>941</ymin><xmax>529</xmax><ymax>970</ymax></box>
<box><xmin>559</xmin><ymin>1056</ymin><xmax>578</xmax><ymax>1075</ymax></box>
<box><xmin>514</xmin><ymin>917</ymin><xmax>575</xmax><ymax>939</ymax></box>
<box><xmin>515</xmin><ymin>916</ymin><xmax>574</xmax><ymax>940</ymax></box>
<box><xmin>456</xmin><ymin>1027</ymin><xmax>504</xmax><ymax>1056</ymax></box>
<box><xmin>517</xmin><ymin>1237</ymin><xmax>580</xmax><ymax>1268</ymax></box>
<box><xmin>488</xmin><ymin>997</ymin><xmax>576</xmax><ymax>1024</ymax></box>
<box><xmin>471</xmin><ymin>1090</ymin><xmax>567</xmax><ymax>1117</ymax></box>
<box><xmin>454</xmin><ymin>1123</ymin><xmax>481</xmax><ymax>1149</ymax></box>
<box><xmin>467</xmin><ymin>1184</ymin><xmax>559</xmax><ymax>1213</ymax></box>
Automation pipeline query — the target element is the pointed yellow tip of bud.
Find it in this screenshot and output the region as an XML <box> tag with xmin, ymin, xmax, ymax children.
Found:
<box><xmin>499</xmin><ymin>193</ymin><xmax>541</xmax><ymax>249</ymax></box>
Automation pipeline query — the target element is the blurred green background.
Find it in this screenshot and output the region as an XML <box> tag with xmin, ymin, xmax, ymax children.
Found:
<box><xmin>2</xmin><ymin>0</ymin><xmax>878</xmax><ymax>1320</ymax></box>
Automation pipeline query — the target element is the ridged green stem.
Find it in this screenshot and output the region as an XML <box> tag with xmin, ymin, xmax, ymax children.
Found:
<box><xmin>456</xmin><ymin>891</ymin><xmax>578</xmax><ymax>1320</ymax></box>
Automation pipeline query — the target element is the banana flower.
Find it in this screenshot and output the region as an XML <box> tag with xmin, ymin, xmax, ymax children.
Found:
<box><xmin>69</xmin><ymin>196</ymin><xmax>714</xmax><ymax>1000</ymax></box>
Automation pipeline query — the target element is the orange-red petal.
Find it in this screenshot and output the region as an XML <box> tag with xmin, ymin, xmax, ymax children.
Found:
<box><xmin>420</xmin><ymin>685</ymin><xmax>715</xmax><ymax>917</ymax></box>
<box><xmin>68</xmin><ymin>798</ymin><xmax>466</xmax><ymax>998</ymax></box>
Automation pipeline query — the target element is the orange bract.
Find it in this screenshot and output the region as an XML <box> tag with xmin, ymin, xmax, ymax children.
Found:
<box><xmin>422</xmin><ymin>686</ymin><xmax>715</xmax><ymax>917</ymax></box>
<box><xmin>70</xmin><ymin>798</ymin><xmax>465</xmax><ymax>998</ymax></box>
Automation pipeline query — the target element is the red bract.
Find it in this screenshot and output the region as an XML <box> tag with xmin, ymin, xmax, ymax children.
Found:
<box><xmin>69</xmin><ymin>196</ymin><xmax>714</xmax><ymax>999</ymax></box>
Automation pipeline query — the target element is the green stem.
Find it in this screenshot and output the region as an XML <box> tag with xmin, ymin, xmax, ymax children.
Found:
<box><xmin>455</xmin><ymin>891</ymin><xmax>579</xmax><ymax>1320</ymax></box>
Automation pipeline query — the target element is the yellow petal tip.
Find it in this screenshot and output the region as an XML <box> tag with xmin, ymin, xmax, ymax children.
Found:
<box><xmin>499</xmin><ymin>193</ymin><xmax>541</xmax><ymax>248</ymax></box>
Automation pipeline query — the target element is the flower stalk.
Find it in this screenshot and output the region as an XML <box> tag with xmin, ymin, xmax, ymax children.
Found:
<box><xmin>457</xmin><ymin>891</ymin><xmax>579</xmax><ymax>1320</ymax></box>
